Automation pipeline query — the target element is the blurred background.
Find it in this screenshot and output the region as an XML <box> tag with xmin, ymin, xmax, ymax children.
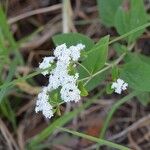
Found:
<box><xmin>0</xmin><ymin>0</ymin><xmax>150</xmax><ymax>150</ymax></box>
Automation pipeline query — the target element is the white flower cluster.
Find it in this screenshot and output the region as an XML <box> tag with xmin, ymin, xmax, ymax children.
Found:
<box><xmin>35</xmin><ymin>43</ymin><xmax>85</xmax><ymax>118</ymax></box>
<box><xmin>35</xmin><ymin>87</ymin><xmax>53</xmax><ymax>118</ymax></box>
<box><xmin>39</xmin><ymin>57</ymin><xmax>55</xmax><ymax>76</ymax></box>
<box><xmin>111</xmin><ymin>78</ymin><xmax>128</xmax><ymax>94</ymax></box>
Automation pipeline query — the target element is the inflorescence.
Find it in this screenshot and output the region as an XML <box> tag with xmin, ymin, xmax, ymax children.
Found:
<box><xmin>35</xmin><ymin>43</ymin><xmax>85</xmax><ymax>119</ymax></box>
<box><xmin>111</xmin><ymin>78</ymin><xmax>128</xmax><ymax>94</ymax></box>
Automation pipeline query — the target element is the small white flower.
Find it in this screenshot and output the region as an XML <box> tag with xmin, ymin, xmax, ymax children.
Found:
<box><xmin>54</xmin><ymin>43</ymin><xmax>71</xmax><ymax>64</ymax></box>
<box><xmin>76</xmin><ymin>43</ymin><xmax>86</xmax><ymax>50</ymax></box>
<box><xmin>54</xmin><ymin>43</ymin><xmax>67</xmax><ymax>58</ymax></box>
<box><xmin>69</xmin><ymin>43</ymin><xmax>85</xmax><ymax>61</ymax></box>
<box><xmin>39</xmin><ymin>57</ymin><xmax>55</xmax><ymax>75</ymax></box>
<box><xmin>61</xmin><ymin>74</ymin><xmax>77</xmax><ymax>85</ymax></box>
<box><xmin>111</xmin><ymin>78</ymin><xmax>128</xmax><ymax>94</ymax></box>
<box><xmin>35</xmin><ymin>87</ymin><xmax>53</xmax><ymax>118</ymax></box>
<box><xmin>60</xmin><ymin>83</ymin><xmax>81</xmax><ymax>102</ymax></box>
<box><xmin>69</xmin><ymin>46</ymin><xmax>81</xmax><ymax>61</ymax></box>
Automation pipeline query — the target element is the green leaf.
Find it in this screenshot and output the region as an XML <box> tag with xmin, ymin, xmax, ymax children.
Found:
<box><xmin>81</xmin><ymin>35</ymin><xmax>109</xmax><ymax>73</ymax></box>
<box><xmin>138</xmin><ymin>54</ymin><xmax>150</xmax><ymax>65</ymax></box>
<box><xmin>78</xmin><ymin>82</ymin><xmax>88</xmax><ymax>96</ymax></box>
<box><xmin>124</xmin><ymin>52</ymin><xmax>150</xmax><ymax>64</ymax></box>
<box><xmin>115</xmin><ymin>0</ymin><xmax>147</xmax><ymax>43</ymax></box>
<box><xmin>120</xmin><ymin>58</ymin><xmax>150</xmax><ymax>92</ymax></box>
<box><xmin>111</xmin><ymin>66</ymin><xmax>119</xmax><ymax>81</ymax></box>
<box><xmin>49</xmin><ymin>88</ymin><xmax>62</xmax><ymax>106</ymax></box>
<box><xmin>113</xmin><ymin>43</ymin><xmax>127</xmax><ymax>55</ymax></box>
<box><xmin>52</xmin><ymin>33</ymin><xmax>95</xmax><ymax>51</ymax></box>
<box><xmin>85</xmin><ymin>71</ymin><xmax>108</xmax><ymax>91</ymax></box>
<box><xmin>137</xmin><ymin>92</ymin><xmax>150</xmax><ymax>106</ymax></box>
<box><xmin>97</xmin><ymin>0</ymin><xmax>123</xmax><ymax>27</ymax></box>
<box><xmin>114</xmin><ymin>7</ymin><xmax>130</xmax><ymax>39</ymax></box>
<box><xmin>106</xmin><ymin>83</ymin><xmax>114</xmax><ymax>94</ymax></box>
<box><xmin>78</xmin><ymin>36</ymin><xmax>109</xmax><ymax>91</ymax></box>
<box><xmin>129</xmin><ymin>0</ymin><xmax>147</xmax><ymax>42</ymax></box>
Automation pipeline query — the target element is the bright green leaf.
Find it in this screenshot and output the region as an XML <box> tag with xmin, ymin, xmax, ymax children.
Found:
<box><xmin>137</xmin><ymin>92</ymin><xmax>150</xmax><ymax>106</ymax></box>
<box><xmin>97</xmin><ymin>0</ymin><xmax>123</xmax><ymax>27</ymax></box>
<box><xmin>111</xmin><ymin>66</ymin><xmax>119</xmax><ymax>81</ymax></box>
<box><xmin>115</xmin><ymin>0</ymin><xmax>147</xmax><ymax>43</ymax></box>
<box><xmin>52</xmin><ymin>33</ymin><xmax>95</xmax><ymax>51</ymax></box>
<box><xmin>113</xmin><ymin>43</ymin><xmax>127</xmax><ymax>55</ymax></box>
<box><xmin>85</xmin><ymin>71</ymin><xmax>108</xmax><ymax>91</ymax></box>
<box><xmin>78</xmin><ymin>82</ymin><xmax>88</xmax><ymax>96</ymax></box>
<box><xmin>114</xmin><ymin>8</ymin><xmax>130</xmax><ymax>40</ymax></box>
<box><xmin>121</xmin><ymin>58</ymin><xmax>150</xmax><ymax>92</ymax></box>
<box><xmin>78</xmin><ymin>36</ymin><xmax>109</xmax><ymax>91</ymax></box>
<box><xmin>106</xmin><ymin>83</ymin><xmax>114</xmax><ymax>94</ymax></box>
<box><xmin>138</xmin><ymin>54</ymin><xmax>150</xmax><ymax>65</ymax></box>
<box><xmin>129</xmin><ymin>0</ymin><xmax>147</xmax><ymax>42</ymax></box>
<box><xmin>79</xmin><ymin>35</ymin><xmax>109</xmax><ymax>74</ymax></box>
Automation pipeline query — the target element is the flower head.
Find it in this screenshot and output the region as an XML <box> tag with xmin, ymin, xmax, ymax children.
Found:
<box><xmin>111</xmin><ymin>78</ymin><xmax>128</xmax><ymax>94</ymax></box>
<box><xmin>35</xmin><ymin>87</ymin><xmax>53</xmax><ymax>118</ymax></box>
<box><xmin>69</xmin><ymin>43</ymin><xmax>85</xmax><ymax>61</ymax></box>
<box><xmin>36</xmin><ymin>43</ymin><xmax>85</xmax><ymax>119</ymax></box>
<box><xmin>39</xmin><ymin>57</ymin><xmax>55</xmax><ymax>75</ymax></box>
<box><xmin>60</xmin><ymin>83</ymin><xmax>81</xmax><ymax>102</ymax></box>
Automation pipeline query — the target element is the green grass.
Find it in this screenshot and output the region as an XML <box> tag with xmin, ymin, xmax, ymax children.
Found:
<box><xmin>0</xmin><ymin>5</ymin><xmax>23</xmax><ymax>133</ymax></box>
<box><xmin>59</xmin><ymin>127</ymin><xmax>130</xmax><ymax>150</ymax></box>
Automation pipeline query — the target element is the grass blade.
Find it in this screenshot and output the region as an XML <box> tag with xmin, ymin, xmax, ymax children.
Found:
<box><xmin>0</xmin><ymin>5</ymin><xmax>23</xmax><ymax>64</ymax></box>
<box><xmin>59</xmin><ymin>127</ymin><xmax>130</xmax><ymax>150</ymax></box>
<box><xmin>0</xmin><ymin>59</ymin><xmax>17</xmax><ymax>103</ymax></box>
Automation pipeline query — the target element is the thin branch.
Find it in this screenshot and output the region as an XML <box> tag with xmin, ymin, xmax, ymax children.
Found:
<box><xmin>8</xmin><ymin>4</ymin><xmax>62</xmax><ymax>24</ymax></box>
<box><xmin>108</xmin><ymin>114</ymin><xmax>150</xmax><ymax>141</ymax></box>
<box><xmin>62</xmin><ymin>0</ymin><xmax>73</xmax><ymax>33</ymax></box>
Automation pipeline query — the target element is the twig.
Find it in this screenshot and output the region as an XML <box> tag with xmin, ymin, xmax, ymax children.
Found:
<box><xmin>8</xmin><ymin>4</ymin><xmax>62</xmax><ymax>24</ymax></box>
<box><xmin>21</xmin><ymin>22</ymin><xmax>61</xmax><ymax>49</ymax></box>
<box><xmin>62</xmin><ymin>0</ymin><xmax>75</xmax><ymax>33</ymax></box>
<box><xmin>108</xmin><ymin>114</ymin><xmax>150</xmax><ymax>141</ymax></box>
<box><xmin>0</xmin><ymin>119</ymin><xmax>19</xmax><ymax>150</ymax></box>
<box><xmin>128</xmin><ymin>133</ymin><xmax>141</xmax><ymax>150</ymax></box>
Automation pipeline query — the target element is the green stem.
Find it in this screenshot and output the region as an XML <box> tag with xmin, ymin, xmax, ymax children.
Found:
<box><xmin>79</xmin><ymin>52</ymin><xmax>125</xmax><ymax>82</ymax></box>
<box><xmin>0</xmin><ymin>67</ymin><xmax>51</xmax><ymax>90</ymax></box>
<box><xmin>86</xmin><ymin>22</ymin><xmax>150</xmax><ymax>55</ymax></box>
<box><xmin>59</xmin><ymin>127</ymin><xmax>130</xmax><ymax>150</ymax></box>
<box><xmin>96</xmin><ymin>91</ymin><xmax>139</xmax><ymax>149</ymax></box>
<box><xmin>109</xmin><ymin>23</ymin><xmax>150</xmax><ymax>44</ymax></box>
<box><xmin>76</xmin><ymin>61</ymin><xmax>91</xmax><ymax>76</ymax></box>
